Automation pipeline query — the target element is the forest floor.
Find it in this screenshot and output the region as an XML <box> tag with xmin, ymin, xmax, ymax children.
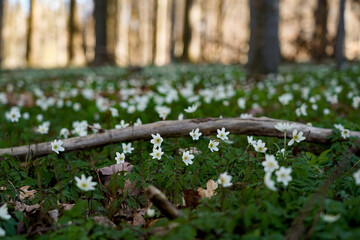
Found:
<box><xmin>0</xmin><ymin>64</ymin><xmax>360</xmax><ymax>239</ymax></box>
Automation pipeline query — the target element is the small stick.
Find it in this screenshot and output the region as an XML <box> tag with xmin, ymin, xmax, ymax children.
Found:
<box><xmin>145</xmin><ymin>185</ymin><xmax>182</xmax><ymax>220</ymax></box>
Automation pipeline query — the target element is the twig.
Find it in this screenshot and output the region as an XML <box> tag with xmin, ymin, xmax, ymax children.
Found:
<box><xmin>145</xmin><ymin>185</ymin><xmax>182</xmax><ymax>220</ymax></box>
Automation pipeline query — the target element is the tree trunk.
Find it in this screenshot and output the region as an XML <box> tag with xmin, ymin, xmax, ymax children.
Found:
<box><xmin>247</xmin><ymin>0</ymin><xmax>280</xmax><ymax>77</ymax></box>
<box><xmin>92</xmin><ymin>0</ymin><xmax>113</xmax><ymax>65</ymax></box>
<box><xmin>312</xmin><ymin>0</ymin><xmax>328</xmax><ymax>61</ymax></box>
<box><xmin>0</xmin><ymin>0</ymin><xmax>4</xmax><ymax>68</ymax></box>
<box><xmin>180</xmin><ymin>0</ymin><xmax>192</xmax><ymax>61</ymax></box>
<box><xmin>68</xmin><ymin>0</ymin><xmax>76</xmax><ymax>64</ymax></box>
<box><xmin>335</xmin><ymin>0</ymin><xmax>346</xmax><ymax>69</ymax></box>
<box><xmin>152</xmin><ymin>0</ymin><xmax>158</xmax><ymax>64</ymax></box>
<box><xmin>170</xmin><ymin>0</ymin><xmax>176</xmax><ymax>62</ymax></box>
<box><xmin>26</xmin><ymin>0</ymin><xmax>35</xmax><ymax>66</ymax></box>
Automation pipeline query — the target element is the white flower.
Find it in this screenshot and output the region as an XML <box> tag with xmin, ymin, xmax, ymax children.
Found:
<box><xmin>295</xmin><ymin>103</ymin><xmax>307</xmax><ymax>117</ymax></box>
<box><xmin>184</xmin><ymin>104</ymin><xmax>198</xmax><ymax>113</ymax></box>
<box><xmin>352</xmin><ymin>96</ymin><xmax>360</xmax><ymax>109</ymax></box>
<box><xmin>353</xmin><ymin>169</ymin><xmax>360</xmax><ymax>185</ymax></box>
<box><xmin>217</xmin><ymin>127</ymin><xmax>230</xmax><ymax>141</ymax></box>
<box><xmin>178</xmin><ymin>113</ymin><xmax>184</xmax><ymax>120</ymax></box>
<box><xmin>288</xmin><ymin>129</ymin><xmax>306</xmax><ymax>146</ymax></box>
<box><xmin>264</xmin><ymin>172</ymin><xmax>277</xmax><ymax>191</ymax></box>
<box><xmin>262</xmin><ymin>155</ymin><xmax>279</xmax><ymax>173</ymax></box>
<box><xmin>278</xmin><ymin>93</ymin><xmax>293</xmax><ymax>105</ymax></box>
<box><xmin>150</xmin><ymin>147</ymin><xmax>164</xmax><ymax>160</ymax></box>
<box><xmin>334</xmin><ymin>124</ymin><xmax>344</xmax><ymax>131</ymax></box>
<box><xmin>0</xmin><ymin>204</ymin><xmax>11</xmax><ymax>220</ymax></box>
<box><xmin>0</xmin><ymin>227</ymin><xmax>5</xmax><ymax>237</ymax></box>
<box><xmin>217</xmin><ymin>172</ymin><xmax>232</xmax><ymax>187</ymax></box>
<box><xmin>208</xmin><ymin>140</ymin><xmax>219</xmax><ymax>152</ymax></box>
<box><xmin>155</xmin><ymin>106</ymin><xmax>171</xmax><ymax>120</ymax></box>
<box><xmin>115</xmin><ymin>152</ymin><xmax>125</xmax><ymax>164</ymax></box>
<box><xmin>5</xmin><ymin>107</ymin><xmax>21</xmax><ymax>122</ymax></box>
<box><xmin>150</xmin><ymin>133</ymin><xmax>163</xmax><ymax>148</ymax></box>
<box><xmin>341</xmin><ymin>129</ymin><xmax>350</xmax><ymax>139</ymax></box>
<box><xmin>74</xmin><ymin>174</ymin><xmax>97</xmax><ymax>191</ymax></box>
<box><xmin>320</xmin><ymin>213</ymin><xmax>341</xmax><ymax>223</ymax></box>
<box><xmin>59</xmin><ymin>128</ymin><xmax>70</xmax><ymax>138</ymax></box>
<box><xmin>38</xmin><ymin>123</ymin><xmax>49</xmax><ymax>134</ymax></box>
<box><xmin>36</xmin><ymin>114</ymin><xmax>43</xmax><ymax>122</ymax></box>
<box><xmin>253</xmin><ymin>140</ymin><xmax>267</xmax><ymax>153</ymax></box>
<box><xmin>247</xmin><ymin>136</ymin><xmax>256</xmax><ymax>146</ymax></box>
<box><xmin>274</xmin><ymin>122</ymin><xmax>294</xmax><ymax>132</ymax></box>
<box><xmin>73</xmin><ymin>102</ymin><xmax>81</xmax><ymax>111</ymax></box>
<box><xmin>323</xmin><ymin>108</ymin><xmax>330</xmax><ymax>115</ymax></box>
<box><xmin>182</xmin><ymin>151</ymin><xmax>194</xmax><ymax>166</ymax></box>
<box><xmin>237</xmin><ymin>97</ymin><xmax>246</xmax><ymax>109</ymax></box>
<box><xmin>91</xmin><ymin>123</ymin><xmax>102</xmax><ymax>133</ymax></box>
<box><xmin>51</xmin><ymin>139</ymin><xmax>65</xmax><ymax>154</ymax></box>
<box><xmin>146</xmin><ymin>208</ymin><xmax>155</xmax><ymax>217</ymax></box>
<box><xmin>115</xmin><ymin>120</ymin><xmax>129</xmax><ymax>129</ymax></box>
<box><xmin>240</xmin><ymin>113</ymin><xmax>252</xmax><ymax>118</ymax></box>
<box><xmin>275</xmin><ymin>167</ymin><xmax>292</xmax><ymax>187</ymax></box>
<box><xmin>134</xmin><ymin>118</ymin><xmax>142</xmax><ymax>126</ymax></box>
<box><xmin>110</xmin><ymin>107</ymin><xmax>119</xmax><ymax>117</ymax></box>
<box><xmin>23</xmin><ymin>112</ymin><xmax>30</xmax><ymax>120</ymax></box>
<box><xmin>190</xmin><ymin>128</ymin><xmax>202</xmax><ymax>140</ymax></box>
<box><xmin>122</xmin><ymin>143</ymin><xmax>134</xmax><ymax>154</ymax></box>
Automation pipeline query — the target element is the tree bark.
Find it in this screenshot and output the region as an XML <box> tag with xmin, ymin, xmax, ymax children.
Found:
<box><xmin>92</xmin><ymin>0</ymin><xmax>114</xmax><ymax>66</ymax></box>
<box><xmin>247</xmin><ymin>0</ymin><xmax>280</xmax><ymax>77</ymax></box>
<box><xmin>1</xmin><ymin>117</ymin><xmax>359</xmax><ymax>160</ymax></box>
<box><xmin>335</xmin><ymin>0</ymin><xmax>346</xmax><ymax>69</ymax></box>
<box><xmin>0</xmin><ymin>0</ymin><xmax>3</xmax><ymax>68</ymax></box>
<box><xmin>26</xmin><ymin>0</ymin><xmax>35</xmax><ymax>66</ymax></box>
<box><xmin>311</xmin><ymin>0</ymin><xmax>328</xmax><ymax>61</ymax></box>
<box><xmin>180</xmin><ymin>0</ymin><xmax>192</xmax><ymax>61</ymax></box>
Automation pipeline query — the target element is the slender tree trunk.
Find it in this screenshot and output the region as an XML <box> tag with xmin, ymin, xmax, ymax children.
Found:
<box><xmin>92</xmin><ymin>0</ymin><xmax>113</xmax><ymax>65</ymax></box>
<box><xmin>180</xmin><ymin>0</ymin><xmax>192</xmax><ymax>61</ymax></box>
<box><xmin>247</xmin><ymin>0</ymin><xmax>280</xmax><ymax>78</ymax></box>
<box><xmin>335</xmin><ymin>0</ymin><xmax>346</xmax><ymax>69</ymax></box>
<box><xmin>170</xmin><ymin>0</ymin><xmax>176</xmax><ymax>62</ymax></box>
<box><xmin>312</xmin><ymin>0</ymin><xmax>328</xmax><ymax>61</ymax></box>
<box><xmin>68</xmin><ymin>0</ymin><xmax>76</xmax><ymax>64</ymax></box>
<box><xmin>152</xmin><ymin>0</ymin><xmax>158</xmax><ymax>64</ymax></box>
<box><xmin>0</xmin><ymin>0</ymin><xmax>4</xmax><ymax>68</ymax></box>
<box><xmin>26</xmin><ymin>0</ymin><xmax>35</xmax><ymax>66</ymax></box>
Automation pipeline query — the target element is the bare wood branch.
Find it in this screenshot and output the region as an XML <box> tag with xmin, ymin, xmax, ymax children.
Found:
<box><xmin>145</xmin><ymin>185</ymin><xmax>182</xmax><ymax>220</ymax></box>
<box><xmin>1</xmin><ymin>117</ymin><xmax>359</xmax><ymax>160</ymax></box>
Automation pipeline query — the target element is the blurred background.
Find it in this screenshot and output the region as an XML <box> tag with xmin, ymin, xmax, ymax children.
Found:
<box><xmin>0</xmin><ymin>0</ymin><xmax>359</xmax><ymax>69</ymax></box>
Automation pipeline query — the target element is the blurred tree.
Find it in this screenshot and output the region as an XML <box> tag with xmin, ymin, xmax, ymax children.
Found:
<box><xmin>311</xmin><ymin>0</ymin><xmax>328</xmax><ymax>61</ymax></box>
<box><xmin>26</xmin><ymin>0</ymin><xmax>35</xmax><ymax>66</ymax></box>
<box><xmin>335</xmin><ymin>0</ymin><xmax>346</xmax><ymax>69</ymax></box>
<box><xmin>247</xmin><ymin>0</ymin><xmax>280</xmax><ymax>77</ymax></box>
<box><xmin>153</xmin><ymin>0</ymin><xmax>158</xmax><ymax>63</ymax></box>
<box><xmin>107</xmin><ymin>0</ymin><xmax>117</xmax><ymax>62</ymax></box>
<box><xmin>0</xmin><ymin>0</ymin><xmax>3</xmax><ymax>68</ymax></box>
<box><xmin>93</xmin><ymin>0</ymin><xmax>114</xmax><ymax>65</ymax></box>
<box><xmin>68</xmin><ymin>0</ymin><xmax>77</xmax><ymax>64</ymax></box>
<box><xmin>170</xmin><ymin>0</ymin><xmax>176</xmax><ymax>62</ymax></box>
<box><xmin>180</xmin><ymin>0</ymin><xmax>193</xmax><ymax>61</ymax></box>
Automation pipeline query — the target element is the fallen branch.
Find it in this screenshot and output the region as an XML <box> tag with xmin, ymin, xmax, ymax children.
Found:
<box><xmin>145</xmin><ymin>185</ymin><xmax>182</xmax><ymax>220</ymax></box>
<box><xmin>1</xmin><ymin>117</ymin><xmax>359</xmax><ymax>160</ymax></box>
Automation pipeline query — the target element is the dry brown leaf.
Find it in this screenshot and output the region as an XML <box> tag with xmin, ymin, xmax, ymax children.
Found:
<box><xmin>197</xmin><ymin>179</ymin><xmax>218</xmax><ymax>199</ymax></box>
<box><xmin>183</xmin><ymin>189</ymin><xmax>200</xmax><ymax>208</ymax></box>
<box><xmin>48</xmin><ymin>209</ymin><xmax>59</xmax><ymax>222</ymax></box>
<box><xmin>99</xmin><ymin>162</ymin><xmax>134</xmax><ymax>176</ymax></box>
<box><xmin>92</xmin><ymin>216</ymin><xmax>116</xmax><ymax>227</ymax></box>
<box><xmin>178</xmin><ymin>147</ymin><xmax>201</xmax><ymax>155</ymax></box>
<box><xmin>19</xmin><ymin>186</ymin><xmax>37</xmax><ymax>201</ymax></box>
<box><xmin>58</xmin><ymin>202</ymin><xmax>75</xmax><ymax>210</ymax></box>
<box><xmin>14</xmin><ymin>201</ymin><xmax>40</xmax><ymax>213</ymax></box>
<box><xmin>133</xmin><ymin>210</ymin><xmax>146</xmax><ymax>226</ymax></box>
